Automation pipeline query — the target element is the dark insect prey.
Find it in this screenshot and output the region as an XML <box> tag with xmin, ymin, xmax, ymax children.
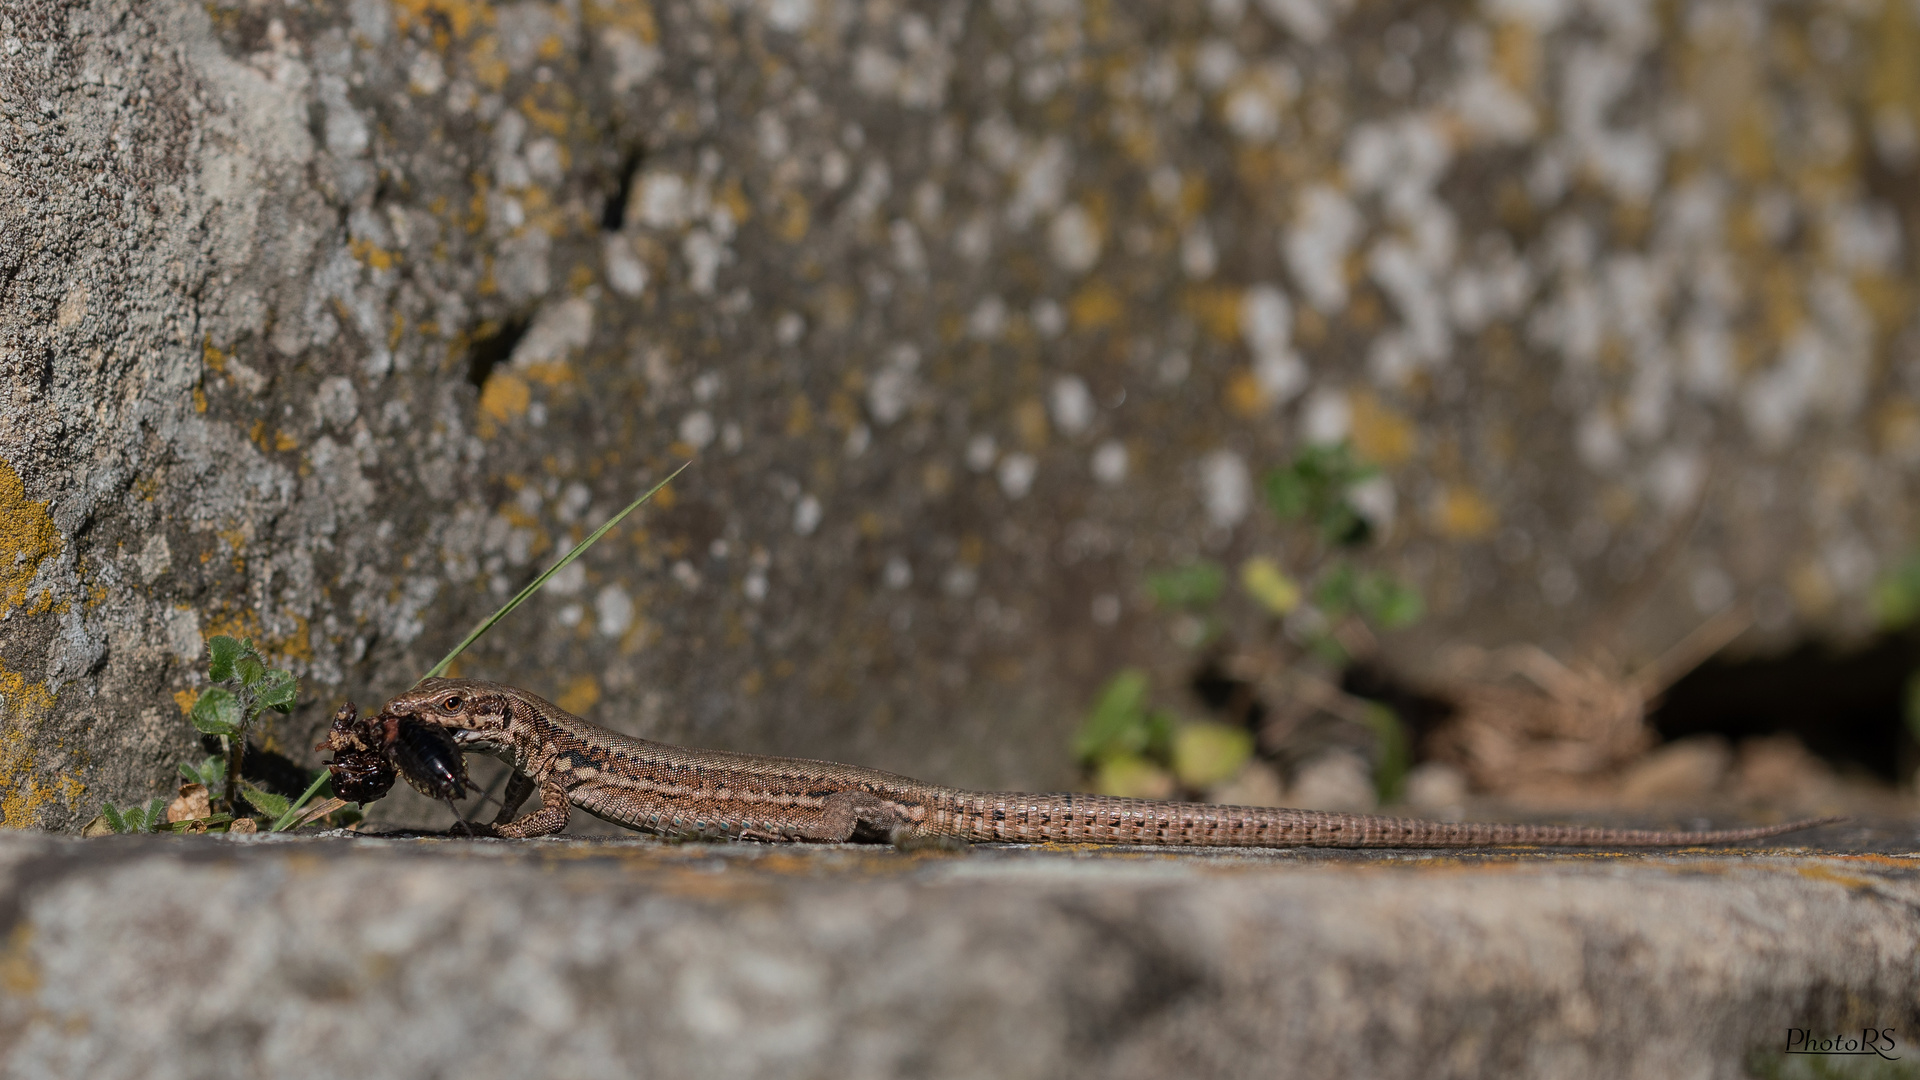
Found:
<box><xmin>315</xmin><ymin>701</ymin><xmax>473</xmax><ymax>816</ymax></box>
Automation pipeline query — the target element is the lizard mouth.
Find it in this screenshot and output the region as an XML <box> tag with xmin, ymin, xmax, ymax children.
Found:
<box><xmin>449</xmin><ymin>729</ymin><xmax>500</xmax><ymax>748</ymax></box>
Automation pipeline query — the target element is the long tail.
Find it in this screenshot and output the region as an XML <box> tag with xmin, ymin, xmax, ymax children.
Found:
<box><xmin>922</xmin><ymin>791</ymin><xmax>1844</xmax><ymax>848</ymax></box>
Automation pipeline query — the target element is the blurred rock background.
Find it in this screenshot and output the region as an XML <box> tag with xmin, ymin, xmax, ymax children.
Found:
<box><xmin>4</xmin><ymin>0</ymin><xmax>1920</xmax><ymax>828</ymax></box>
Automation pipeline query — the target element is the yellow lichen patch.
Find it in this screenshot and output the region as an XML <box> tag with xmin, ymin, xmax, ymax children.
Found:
<box><xmin>521</xmin><ymin>361</ymin><xmax>575</xmax><ymax>388</ymax></box>
<box><xmin>775</xmin><ymin>189</ymin><xmax>811</xmax><ymax>242</ymax></box>
<box><xmin>1069</xmin><ymin>281</ymin><xmax>1123</xmax><ymax>332</ymax></box>
<box><xmin>584</xmin><ymin>0</ymin><xmax>660</xmax><ymax>44</ymax></box>
<box><xmin>1014</xmin><ymin>399</ymin><xmax>1050</xmax><ymax>448</ymax></box>
<box><xmin>174</xmin><ymin>688</ymin><xmax>198</xmax><ymax>715</ymax></box>
<box><xmin>0</xmin><ymin>660</ymin><xmax>60</xmax><ymax>828</ymax></box>
<box><xmin>715</xmin><ymin>178</ymin><xmax>751</xmax><ymax>225</ymax></box>
<box><xmin>477</xmin><ymin>371</ymin><xmax>532</xmax><ymax>435</ymax></box>
<box><xmin>1431</xmin><ymin>487</ymin><xmax>1498</xmax><ymax>540</ymax></box>
<box><xmin>391</xmin><ymin>0</ymin><xmax>490</xmax><ymax>41</ymax></box>
<box><xmin>202</xmin><ymin>336</ymin><xmax>228</xmax><ymax>375</ymax></box>
<box><xmin>1181</xmin><ymin>285</ymin><xmax>1243</xmax><ymax>342</ymax></box>
<box><xmin>467</xmin><ymin>35</ymin><xmax>509</xmax><ymax>90</ymax></box>
<box><xmin>1348</xmin><ymin>392</ymin><xmax>1416</xmax><ymax>466</ymax></box>
<box><xmin>0</xmin><ymin>460</ymin><xmax>62</xmax><ymax>619</ymax></box>
<box><xmin>1223</xmin><ymin>370</ymin><xmax>1267</xmax><ymax>418</ymax></box>
<box><xmin>556</xmin><ymin>674</ymin><xmax>601</xmax><ymax>716</ymax></box>
<box><xmin>349</xmin><ymin>238</ymin><xmax>397</xmax><ymax>271</ymax></box>
<box><xmin>0</xmin><ymin>925</ymin><xmax>39</xmax><ymax>994</ymax></box>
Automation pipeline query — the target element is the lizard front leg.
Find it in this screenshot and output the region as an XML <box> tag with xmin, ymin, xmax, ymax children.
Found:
<box><xmin>492</xmin><ymin>769</ymin><xmax>537</xmax><ymax>826</ymax></box>
<box><xmin>485</xmin><ymin>775</ymin><xmax>572</xmax><ymax>838</ymax></box>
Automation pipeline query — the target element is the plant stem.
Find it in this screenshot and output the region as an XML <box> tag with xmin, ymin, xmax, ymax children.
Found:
<box><xmin>223</xmin><ymin>733</ymin><xmax>244</xmax><ymax>814</ymax></box>
<box><xmin>271</xmin><ymin>771</ymin><xmax>333</xmax><ymax>832</ymax></box>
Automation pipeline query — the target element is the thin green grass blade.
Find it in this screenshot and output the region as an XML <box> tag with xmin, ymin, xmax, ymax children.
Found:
<box><xmin>418</xmin><ymin>461</ymin><xmax>690</xmax><ymax>684</ymax></box>
<box><xmin>270</xmin><ymin>769</ymin><xmax>334</xmax><ymax>833</ymax></box>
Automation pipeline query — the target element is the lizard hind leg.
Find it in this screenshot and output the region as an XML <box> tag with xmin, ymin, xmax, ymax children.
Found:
<box><xmin>807</xmin><ymin>790</ymin><xmax>908</xmax><ymax>844</ymax></box>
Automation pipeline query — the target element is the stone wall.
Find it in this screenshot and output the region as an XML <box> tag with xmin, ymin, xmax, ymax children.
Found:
<box><xmin>4</xmin><ymin>0</ymin><xmax>1919</xmax><ymax>824</ymax></box>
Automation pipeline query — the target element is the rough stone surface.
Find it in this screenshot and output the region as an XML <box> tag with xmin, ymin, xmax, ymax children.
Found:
<box><xmin>0</xmin><ymin>825</ymin><xmax>1914</xmax><ymax>1078</ymax></box>
<box><xmin>6</xmin><ymin>0</ymin><xmax>1920</xmax><ymax>822</ymax></box>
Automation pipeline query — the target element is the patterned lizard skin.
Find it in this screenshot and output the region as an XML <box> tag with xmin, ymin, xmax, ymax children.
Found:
<box><xmin>379</xmin><ymin>678</ymin><xmax>1840</xmax><ymax>847</ymax></box>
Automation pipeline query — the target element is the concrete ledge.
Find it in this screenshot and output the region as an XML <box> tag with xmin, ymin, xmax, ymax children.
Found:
<box><xmin>0</xmin><ymin>826</ymin><xmax>1915</xmax><ymax>1079</ymax></box>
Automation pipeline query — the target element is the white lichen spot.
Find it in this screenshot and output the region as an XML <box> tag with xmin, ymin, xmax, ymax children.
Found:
<box><xmin>1301</xmin><ymin>388</ymin><xmax>1351</xmax><ymax>444</ymax></box>
<box><xmin>679</xmin><ymin>411</ymin><xmax>716</xmax><ymax>450</ymax></box>
<box><xmin>315</xmin><ymin>376</ymin><xmax>359</xmax><ymax>429</ymax></box>
<box><xmin>1181</xmin><ymin>223</ymin><xmax>1218</xmax><ymax>280</ymax></box>
<box><xmin>883</xmin><ymin>555</ymin><xmax>913</xmax><ymax>590</ymax></box>
<box><xmin>968</xmin><ymin>295</ymin><xmax>1008</xmax><ymax>340</ymax></box>
<box><xmin>601</xmin><ymin>28</ymin><xmax>661</xmax><ymax>93</ymax></box>
<box><xmin>634</xmin><ymin>171</ymin><xmax>692</xmax><ymax>229</ymax></box>
<box><xmin>867</xmin><ymin>345</ymin><xmax>921</xmax><ymax>426</ymax></box>
<box><xmin>1031</xmin><ymin>298</ymin><xmax>1066</xmax><ymax>338</ymax></box>
<box><xmin>408</xmin><ymin>50</ymin><xmax>446</xmax><ymax>96</ymax></box>
<box><xmin>1241</xmin><ymin>285</ymin><xmax>1306</xmax><ymax>403</ymax></box>
<box><xmin>604</xmin><ymin>235</ymin><xmax>650</xmax><ymax>298</ymax></box>
<box><xmin>966</xmin><ymin>433</ymin><xmax>998</xmax><ymax>472</ymax></box>
<box><xmin>1284</xmin><ymin>186</ymin><xmax>1361</xmax><ymax>312</ymax></box>
<box><xmin>595</xmin><ymin>584</ymin><xmax>634</xmax><ymax>637</ymax></box>
<box><xmin>1257</xmin><ymin>0</ymin><xmax>1335</xmax><ymax>43</ymax></box>
<box><xmin>793</xmin><ymin>494</ymin><xmax>823</xmax><ymax>535</ymax></box>
<box><xmin>1049</xmin><ymin>376</ymin><xmax>1095</xmax><ymax>436</ymax></box>
<box><xmin>1091</xmin><ymin>440</ymin><xmax>1128</xmax><ymax>486</ymax></box>
<box><xmin>997</xmin><ymin>453</ymin><xmax>1038</xmax><ymax>499</ymax></box>
<box><xmin>682</xmin><ymin>229</ymin><xmax>729</xmax><ymax>294</ymax></box>
<box><xmin>1199</xmin><ymin>450</ymin><xmax>1252</xmax><ymax>529</ymax></box>
<box><xmin>511</xmin><ymin>296</ymin><xmax>595</xmax><ymax>367</ymax></box>
<box><xmin>762</xmin><ymin>0</ymin><xmax>814</xmax><ymax>33</ymax></box>
<box><xmin>1047</xmin><ymin>204</ymin><xmax>1103</xmax><ymax>273</ymax></box>
<box><xmin>546</xmin><ymin>561</ymin><xmax>587</xmax><ymax>596</ymax></box>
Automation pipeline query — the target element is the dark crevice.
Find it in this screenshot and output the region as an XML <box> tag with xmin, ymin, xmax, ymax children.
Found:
<box><xmin>600</xmin><ymin>149</ymin><xmax>645</xmax><ymax>232</ymax></box>
<box><xmin>1189</xmin><ymin>654</ymin><xmax>1265</xmax><ymax>730</ymax></box>
<box><xmin>466</xmin><ymin>317</ymin><xmax>530</xmax><ymax>389</ymax></box>
<box><xmin>1340</xmin><ymin>663</ymin><xmax>1456</xmax><ymax>747</ymax></box>
<box><xmin>1650</xmin><ymin>630</ymin><xmax>1920</xmax><ymax>784</ymax></box>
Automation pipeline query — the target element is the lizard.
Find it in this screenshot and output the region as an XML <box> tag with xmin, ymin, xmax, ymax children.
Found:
<box><xmin>376</xmin><ymin>677</ymin><xmax>1842</xmax><ymax>848</ymax></box>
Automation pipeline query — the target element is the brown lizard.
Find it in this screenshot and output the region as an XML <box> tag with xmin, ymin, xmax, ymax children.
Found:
<box><xmin>378</xmin><ymin>678</ymin><xmax>1841</xmax><ymax>847</ymax></box>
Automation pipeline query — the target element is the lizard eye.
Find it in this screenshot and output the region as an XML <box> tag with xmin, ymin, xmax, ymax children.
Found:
<box><xmin>440</xmin><ymin>695</ymin><xmax>464</xmax><ymax>713</ymax></box>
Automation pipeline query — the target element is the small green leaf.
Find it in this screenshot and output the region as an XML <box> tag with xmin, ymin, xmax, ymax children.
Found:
<box><xmin>144</xmin><ymin>798</ymin><xmax>168</xmax><ymax>833</ymax></box>
<box><xmin>207</xmin><ymin>636</ymin><xmax>244</xmax><ymax>682</ymax></box>
<box><xmin>1145</xmin><ymin>561</ymin><xmax>1226</xmax><ymax>610</ymax></box>
<box><xmin>1171</xmin><ymin>722</ymin><xmax>1254</xmax><ymax>790</ymax></box>
<box><xmin>1314</xmin><ymin>562</ymin><xmax>1359</xmax><ymax>618</ymax></box>
<box><xmin>1264</xmin><ymin>469</ymin><xmax>1310</xmax><ymax>520</ymax></box>
<box><xmin>234</xmin><ymin>654</ymin><xmax>267</xmax><ymax>690</ymax></box>
<box><xmin>1074</xmin><ymin>669</ymin><xmax>1153</xmax><ymax>763</ymax></box>
<box><xmin>179</xmin><ymin>754</ymin><xmax>226</xmax><ymax>789</ymax></box>
<box><xmin>1240</xmin><ymin>557</ymin><xmax>1301</xmax><ymax>615</ymax></box>
<box><xmin>190</xmin><ymin>688</ymin><xmax>243</xmax><ymax>735</ymax></box>
<box><xmin>1090</xmin><ymin>754</ymin><xmax>1177</xmax><ymax>799</ymax></box>
<box><xmin>1356</xmin><ymin>573</ymin><xmax>1424</xmax><ymax>630</ymax></box>
<box><xmin>100</xmin><ymin>802</ymin><xmax>128</xmax><ymax>834</ymax></box>
<box><xmin>1359</xmin><ymin>704</ymin><xmax>1411</xmax><ymax>804</ymax></box>
<box><xmin>238</xmin><ymin>783</ymin><xmax>291</xmax><ymax>819</ymax></box>
<box><xmin>254</xmin><ymin>669</ymin><xmax>298</xmax><ymax>713</ymax></box>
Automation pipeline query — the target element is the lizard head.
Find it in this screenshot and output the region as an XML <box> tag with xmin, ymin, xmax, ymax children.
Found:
<box><xmin>379</xmin><ymin>677</ymin><xmax>516</xmax><ymax>749</ymax></box>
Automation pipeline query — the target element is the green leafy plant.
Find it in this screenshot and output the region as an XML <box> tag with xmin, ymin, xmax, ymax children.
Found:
<box><xmin>1094</xmin><ymin>441</ymin><xmax>1426</xmax><ymax>805</ymax></box>
<box><xmin>1263</xmin><ymin>441</ymin><xmax>1379</xmax><ymax>548</ymax></box>
<box><xmin>98</xmin><ymin>797</ymin><xmax>169</xmax><ymax>834</ymax></box>
<box><xmin>189</xmin><ymin>635</ymin><xmax>300</xmax><ymax>815</ymax></box>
